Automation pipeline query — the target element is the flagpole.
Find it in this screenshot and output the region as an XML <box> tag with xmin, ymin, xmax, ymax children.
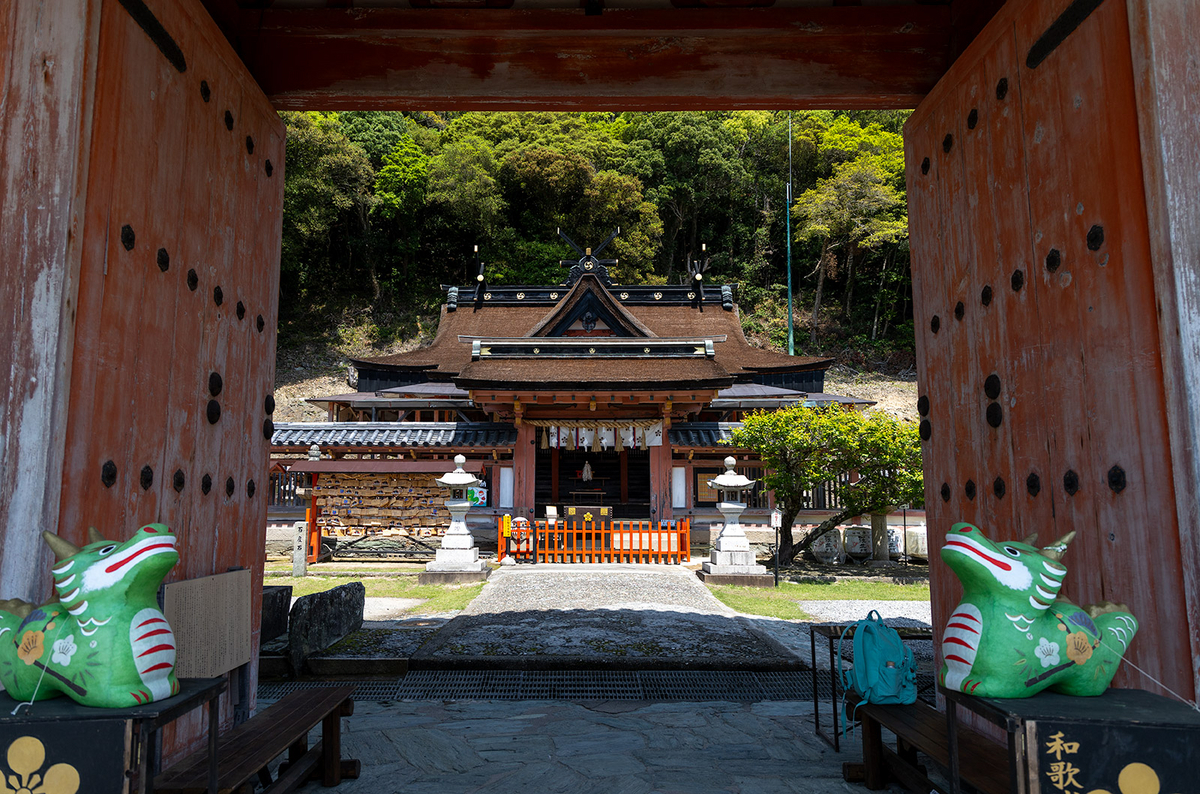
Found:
<box><xmin>786</xmin><ymin>111</ymin><xmax>795</xmax><ymax>356</ymax></box>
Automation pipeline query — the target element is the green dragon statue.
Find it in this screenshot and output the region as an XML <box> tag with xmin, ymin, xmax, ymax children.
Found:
<box><xmin>940</xmin><ymin>522</ymin><xmax>1138</xmax><ymax>698</ymax></box>
<box><xmin>0</xmin><ymin>524</ymin><xmax>180</xmax><ymax>708</ymax></box>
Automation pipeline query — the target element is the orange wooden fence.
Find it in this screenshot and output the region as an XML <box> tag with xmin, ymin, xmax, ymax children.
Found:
<box><xmin>498</xmin><ymin>517</ymin><xmax>691</xmax><ymax>565</ymax></box>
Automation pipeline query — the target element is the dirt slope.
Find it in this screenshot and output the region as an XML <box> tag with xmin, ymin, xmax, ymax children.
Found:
<box><xmin>824</xmin><ymin>365</ymin><xmax>919</xmax><ymax>422</ymax></box>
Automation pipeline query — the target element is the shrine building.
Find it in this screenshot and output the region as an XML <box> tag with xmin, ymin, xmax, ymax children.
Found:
<box><xmin>271</xmin><ymin>242</ymin><xmax>871</xmax><ymax>536</ymax></box>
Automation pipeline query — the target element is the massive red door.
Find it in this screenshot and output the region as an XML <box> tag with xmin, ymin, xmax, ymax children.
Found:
<box><xmin>56</xmin><ymin>0</ymin><xmax>282</xmax><ymax>760</ymax></box>
<box><xmin>907</xmin><ymin>0</ymin><xmax>1195</xmax><ymax>704</ymax></box>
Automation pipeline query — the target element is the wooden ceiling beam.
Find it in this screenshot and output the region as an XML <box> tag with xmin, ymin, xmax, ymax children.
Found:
<box><xmin>217</xmin><ymin>6</ymin><xmax>952</xmax><ymax>110</ymax></box>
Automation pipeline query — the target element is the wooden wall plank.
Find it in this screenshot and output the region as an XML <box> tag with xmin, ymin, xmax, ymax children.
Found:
<box><xmin>1127</xmin><ymin>0</ymin><xmax>1200</xmax><ymax>700</ymax></box>
<box><xmin>0</xmin><ymin>0</ymin><xmax>101</xmax><ymax>603</ymax></box>
<box><xmin>906</xmin><ymin>95</ymin><xmax>952</xmax><ymax>641</ymax></box>
<box><xmin>1013</xmin><ymin>0</ymin><xmax>1184</xmax><ymax>694</ymax></box>
<box><xmin>58</xmin><ymin>0</ymin><xmax>133</xmax><ymax>543</ymax></box>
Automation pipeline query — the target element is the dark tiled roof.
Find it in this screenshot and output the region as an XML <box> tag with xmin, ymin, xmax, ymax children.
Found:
<box><xmin>271</xmin><ymin>422</ymin><xmax>517</xmax><ymax>448</ymax></box>
<box><xmin>379</xmin><ymin>382</ymin><xmax>471</xmax><ymax>397</ymax></box>
<box><xmin>288</xmin><ymin>459</ymin><xmax>485</xmax><ymax>474</ymax></box>
<box><xmin>454</xmin><ymin>357</ymin><xmax>733</xmax><ymax>391</ymax></box>
<box><xmin>715</xmin><ymin>383</ymin><xmax>806</xmax><ymax>398</ymax></box>
<box><xmin>668</xmin><ymin>422</ymin><xmax>743</xmax><ymax>448</ymax></box>
<box><xmin>806</xmin><ymin>392</ymin><xmax>877</xmax><ymax>407</ymax></box>
<box><xmin>350</xmin><ymin>292</ymin><xmax>832</xmax><ymax>383</ymax></box>
<box><xmin>305</xmin><ymin>391</ymin><xmax>375</xmax><ymax>404</ymax></box>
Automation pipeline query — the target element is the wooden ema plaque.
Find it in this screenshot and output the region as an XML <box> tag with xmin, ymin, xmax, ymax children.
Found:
<box><xmin>163</xmin><ymin>570</ymin><xmax>252</xmax><ymax>678</ymax></box>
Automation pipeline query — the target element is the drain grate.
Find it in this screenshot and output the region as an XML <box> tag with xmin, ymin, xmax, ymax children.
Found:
<box><xmin>258</xmin><ymin>671</ymin><xmax>828</xmax><ymax>704</ymax></box>
<box><xmin>257</xmin><ymin>680</ymin><xmax>405</xmax><ymax>704</ymax></box>
<box><xmin>257</xmin><ymin>671</ymin><xmax>936</xmax><ymax>705</ymax></box>
<box><xmin>389</xmin><ymin>669</ymin><xmax>825</xmax><ymax>702</ymax></box>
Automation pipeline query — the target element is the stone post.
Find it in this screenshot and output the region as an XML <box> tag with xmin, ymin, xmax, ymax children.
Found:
<box><xmin>292</xmin><ymin>520</ymin><xmax>308</xmax><ymax>577</ymax></box>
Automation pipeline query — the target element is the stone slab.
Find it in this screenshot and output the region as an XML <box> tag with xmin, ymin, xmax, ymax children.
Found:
<box><xmin>418</xmin><ymin>570</ymin><xmax>491</xmax><ymax>585</ymax></box>
<box><xmin>696</xmin><ymin>571</ymin><xmax>777</xmax><ymax>588</ymax></box>
<box><xmin>702</xmin><ymin>562</ymin><xmax>769</xmax><ymax>575</ymax></box>
<box><xmin>287</xmin><ymin>581</ymin><xmax>365</xmax><ymax>673</ymax></box>
<box><xmin>261</xmin><ymin>584</ymin><xmax>292</xmax><ymax>643</ymax></box>
<box><xmin>707</xmin><ymin>549</ymin><xmax>760</xmax><ymax>567</ymax></box>
<box><xmin>306</xmin><ymin>656</ymin><xmax>409</xmax><ymax>676</ymax></box>
<box><xmin>289</xmin><ymin>699</ymin><xmax>867</xmax><ymax>794</ymax></box>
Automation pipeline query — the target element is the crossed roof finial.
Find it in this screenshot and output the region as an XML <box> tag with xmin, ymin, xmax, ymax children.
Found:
<box><xmin>558</xmin><ymin>228</ymin><xmax>619</xmax><ymax>286</ymax></box>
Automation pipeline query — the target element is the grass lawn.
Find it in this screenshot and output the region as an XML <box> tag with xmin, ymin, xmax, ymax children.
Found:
<box><xmin>275</xmin><ymin>574</ymin><xmax>484</xmax><ymax>614</ymax></box>
<box><xmin>708</xmin><ymin>579</ymin><xmax>930</xmax><ymax>620</ymax></box>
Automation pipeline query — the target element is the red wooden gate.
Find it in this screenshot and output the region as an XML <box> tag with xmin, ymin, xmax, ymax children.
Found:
<box><xmin>498</xmin><ymin>518</ymin><xmax>691</xmax><ymax>565</ymax></box>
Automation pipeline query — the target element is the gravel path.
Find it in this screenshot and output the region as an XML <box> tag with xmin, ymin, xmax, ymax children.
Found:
<box><xmin>364</xmin><ymin>596</ymin><xmax>427</xmax><ymax>620</ymax></box>
<box><xmin>417</xmin><ymin>566</ymin><xmax>793</xmax><ymax>666</ymax></box>
<box><xmin>795</xmin><ymin>600</ymin><xmax>931</xmax><ymax>627</ymax></box>
<box><xmin>464</xmin><ymin>566</ymin><xmax>735</xmax><ymax>616</ymax></box>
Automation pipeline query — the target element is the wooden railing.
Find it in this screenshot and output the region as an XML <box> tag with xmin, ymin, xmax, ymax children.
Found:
<box><xmin>498</xmin><ymin>517</ymin><xmax>691</xmax><ymax>565</ymax></box>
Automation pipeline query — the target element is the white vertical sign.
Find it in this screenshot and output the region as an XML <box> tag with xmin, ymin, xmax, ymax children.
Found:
<box><xmin>498</xmin><ymin>467</ymin><xmax>515</xmax><ymax>508</ymax></box>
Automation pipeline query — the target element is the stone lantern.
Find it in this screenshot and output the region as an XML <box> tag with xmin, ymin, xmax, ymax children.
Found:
<box><xmin>699</xmin><ymin>456</ymin><xmax>771</xmax><ymax>585</ymax></box>
<box><xmin>419</xmin><ymin>455</ymin><xmax>491</xmax><ymax>583</ymax></box>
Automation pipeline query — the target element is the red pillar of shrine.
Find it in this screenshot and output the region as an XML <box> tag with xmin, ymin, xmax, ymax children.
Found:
<box><xmin>513</xmin><ymin>423</ymin><xmax>538</xmax><ymax>521</ymax></box>
<box><xmin>650</xmin><ymin>440</ymin><xmax>673</xmax><ymax>522</ymax></box>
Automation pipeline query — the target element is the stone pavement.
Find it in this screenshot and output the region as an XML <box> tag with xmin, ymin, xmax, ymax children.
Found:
<box><xmin>295</xmin><ymin>697</ymin><xmax>891</xmax><ymax>794</ymax></box>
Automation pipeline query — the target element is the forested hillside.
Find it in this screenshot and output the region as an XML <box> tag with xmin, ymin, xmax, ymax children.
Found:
<box><xmin>277</xmin><ymin>110</ymin><xmax>915</xmax><ymax>371</ymax></box>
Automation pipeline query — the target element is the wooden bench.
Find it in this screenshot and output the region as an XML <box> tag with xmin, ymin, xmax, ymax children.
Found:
<box><xmin>156</xmin><ymin>685</ymin><xmax>360</xmax><ymax>794</ymax></box>
<box><xmin>842</xmin><ymin>694</ymin><xmax>1009</xmax><ymax>794</ymax></box>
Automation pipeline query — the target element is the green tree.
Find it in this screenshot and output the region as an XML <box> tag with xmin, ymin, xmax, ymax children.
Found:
<box><xmin>425</xmin><ymin>135</ymin><xmax>507</xmax><ymax>239</ymax></box>
<box><xmin>278</xmin><ymin>111</ymin><xmax>377</xmax><ymax>302</ymax></box>
<box><xmin>621</xmin><ymin>112</ymin><xmax>749</xmax><ymax>279</ymax></box>
<box><xmin>340</xmin><ymin>111</ymin><xmax>418</xmax><ymax>170</ymax></box>
<box><xmin>275</xmin><ymin>109</ymin><xmax>919</xmax><ymax>355</ymax></box>
<box><xmin>731</xmin><ymin>406</ymin><xmax>922</xmax><ymax>564</ymax></box>
<box><xmin>572</xmin><ymin>170</ymin><xmax>663</xmax><ymax>282</ymax></box>
<box><xmin>374</xmin><ymin>135</ymin><xmax>429</xmax><ymax>222</ymax></box>
<box><xmin>793</xmin><ymin>152</ymin><xmax>907</xmax><ymax>345</ymax></box>
<box><xmin>500</xmin><ymin>146</ymin><xmax>593</xmax><ymax>234</ymax></box>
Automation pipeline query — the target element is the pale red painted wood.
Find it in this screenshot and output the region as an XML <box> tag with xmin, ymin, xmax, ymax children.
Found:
<box><xmin>513</xmin><ymin>423</ymin><xmax>537</xmax><ymax>521</ymax></box>
<box><xmin>1127</xmin><ymin>0</ymin><xmax>1200</xmax><ymax>701</ymax></box>
<box><xmin>908</xmin><ymin>0</ymin><xmax>1193</xmax><ymax>705</ymax></box>
<box><xmin>0</xmin><ymin>0</ymin><xmax>101</xmax><ymax>604</ymax></box>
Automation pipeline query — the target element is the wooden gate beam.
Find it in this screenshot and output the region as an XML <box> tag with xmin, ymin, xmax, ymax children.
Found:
<box><xmin>215</xmin><ymin>6</ymin><xmax>953</xmax><ymax>110</ymax></box>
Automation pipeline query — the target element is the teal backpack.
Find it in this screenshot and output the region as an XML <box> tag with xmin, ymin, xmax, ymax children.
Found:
<box><xmin>838</xmin><ymin>610</ymin><xmax>917</xmax><ymax>730</ymax></box>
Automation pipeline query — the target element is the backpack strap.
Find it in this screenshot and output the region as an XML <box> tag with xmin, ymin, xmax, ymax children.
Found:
<box><xmin>837</xmin><ymin>622</ymin><xmax>864</xmax><ymax>737</ymax></box>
